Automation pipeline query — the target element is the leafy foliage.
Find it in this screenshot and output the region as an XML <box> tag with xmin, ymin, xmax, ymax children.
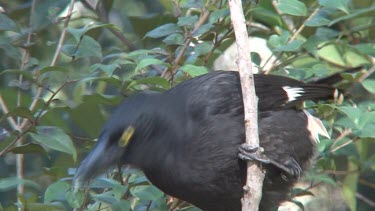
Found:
<box><xmin>0</xmin><ymin>0</ymin><xmax>374</xmax><ymax>210</ymax></box>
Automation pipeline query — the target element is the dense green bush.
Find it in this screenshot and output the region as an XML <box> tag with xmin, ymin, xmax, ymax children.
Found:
<box><xmin>0</xmin><ymin>0</ymin><xmax>374</xmax><ymax>210</ymax></box>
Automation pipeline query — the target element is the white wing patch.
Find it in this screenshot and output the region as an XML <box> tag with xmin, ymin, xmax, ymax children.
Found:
<box><xmin>303</xmin><ymin>110</ymin><xmax>330</xmax><ymax>143</ymax></box>
<box><xmin>282</xmin><ymin>86</ymin><xmax>304</xmax><ymax>102</ymax></box>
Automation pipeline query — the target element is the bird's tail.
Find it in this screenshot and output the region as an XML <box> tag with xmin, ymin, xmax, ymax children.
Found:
<box><xmin>257</xmin><ymin>66</ymin><xmax>364</xmax><ymax>110</ymax></box>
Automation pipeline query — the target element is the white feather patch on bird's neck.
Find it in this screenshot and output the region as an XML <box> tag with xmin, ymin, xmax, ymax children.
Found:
<box><xmin>303</xmin><ymin>110</ymin><xmax>330</xmax><ymax>143</ymax></box>
<box><xmin>282</xmin><ymin>86</ymin><xmax>304</xmax><ymax>102</ymax></box>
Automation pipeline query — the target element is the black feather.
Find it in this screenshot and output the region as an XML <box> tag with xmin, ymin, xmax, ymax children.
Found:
<box><xmin>74</xmin><ymin>70</ymin><xmax>342</xmax><ymax>211</ymax></box>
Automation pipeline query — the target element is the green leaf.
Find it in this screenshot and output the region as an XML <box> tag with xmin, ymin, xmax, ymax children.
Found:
<box><xmin>29</xmin><ymin>126</ymin><xmax>77</xmax><ymax>161</ymax></box>
<box><xmin>353</xmin><ymin>43</ymin><xmax>375</xmax><ymax>57</ymax></box>
<box><xmin>10</xmin><ymin>143</ymin><xmax>48</xmax><ymax>157</ymax></box>
<box><xmin>317</xmin><ymin>44</ymin><xmax>346</xmax><ymax>66</ymax></box>
<box><xmin>362</xmin><ymin>79</ymin><xmax>375</xmax><ymax>94</ymax></box>
<box><xmin>130</xmin><ymin>77</ymin><xmax>170</xmax><ymax>90</ymax></box>
<box><xmin>0</xmin><ymin>12</ymin><xmax>18</xmax><ymax>31</ymax></box>
<box><xmin>192</xmin><ymin>23</ymin><xmax>213</xmax><ymax>37</ymax></box>
<box><xmin>0</xmin><ymin>177</ymin><xmax>40</xmax><ymax>191</ymax></box>
<box><xmin>178</xmin><ymin>16</ymin><xmax>198</xmax><ymax>27</ymax></box>
<box><xmin>111</xmin><ymin>200</ymin><xmax>131</xmax><ymax>211</ymax></box>
<box><xmin>89</xmin><ymin>63</ymin><xmax>120</xmax><ymax>76</ymax></box>
<box><xmin>251</xmin><ymin>52</ymin><xmax>261</xmax><ymax>67</ymax></box>
<box><xmin>44</xmin><ymin>181</ymin><xmax>70</xmax><ymax>203</ymax></box>
<box><xmin>0</xmin><ymin>69</ymin><xmax>34</xmax><ymax>81</ymax></box>
<box><xmin>39</xmin><ymin>66</ymin><xmax>69</xmax><ymax>75</ymax></box>
<box><xmin>65</xmin><ymin>189</ymin><xmax>84</xmax><ymax>208</ymax></box>
<box><xmin>209</xmin><ymin>8</ymin><xmax>230</xmax><ymax>23</ymax></box>
<box><xmin>329</xmin><ymin>6</ymin><xmax>375</xmax><ymax>26</ymax></box>
<box><xmin>131</xmin><ymin>185</ymin><xmax>164</xmax><ymax>201</ymax></box>
<box><xmin>62</xmin><ymin>36</ymin><xmax>102</xmax><ymax>59</ymax></box>
<box><xmin>145</xmin><ymin>23</ymin><xmax>182</xmax><ymax>38</ymax></box>
<box><xmin>195</xmin><ymin>42</ymin><xmax>213</xmax><ymax>57</ymax></box>
<box><xmin>26</xmin><ymin>203</ymin><xmax>66</xmax><ymax>211</ymax></box>
<box><xmin>277</xmin><ymin>0</ymin><xmax>307</xmax><ymax>16</ymax></box>
<box><xmin>319</xmin><ymin>0</ymin><xmax>349</xmax><ymax>14</ymax></box>
<box><xmin>135</xmin><ymin>58</ymin><xmax>166</xmax><ymax>72</ymax></box>
<box><xmin>337</xmin><ymin>106</ymin><xmax>361</xmax><ymax>125</ymax></box>
<box><xmin>342</xmin><ymin>158</ymin><xmax>359</xmax><ymax>211</ymax></box>
<box><xmin>68</xmin><ymin>23</ymin><xmax>121</xmax><ymax>42</ymax></box>
<box><xmin>163</xmin><ymin>33</ymin><xmax>184</xmax><ymax>45</ymax></box>
<box><xmin>305</xmin><ymin>14</ymin><xmax>331</xmax><ymax>27</ymax></box>
<box><xmin>7</xmin><ymin>107</ymin><xmax>35</xmax><ymax>121</ymax></box>
<box><xmin>274</xmin><ymin>40</ymin><xmax>303</xmax><ymax>52</ymax></box>
<box><xmin>356</xmin><ymin>112</ymin><xmax>375</xmax><ymax>138</ymax></box>
<box><xmin>181</xmin><ymin>65</ymin><xmax>209</xmax><ymax>77</ymax></box>
<box><xmin>268</xmin><ymin>32</ymin><xmax>289</xmax><ymax>48</ymax></box>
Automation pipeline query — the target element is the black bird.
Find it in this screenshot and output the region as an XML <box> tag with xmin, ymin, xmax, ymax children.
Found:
<box><xmin>74</xmin><ymin>70</ymin><xmax>339</xmax><ymax>211</ymax></box>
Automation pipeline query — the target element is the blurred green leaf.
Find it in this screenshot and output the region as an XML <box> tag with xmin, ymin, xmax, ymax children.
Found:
<box><xmin>342</xmin><ymin>158</ymin><xmax>359</xmax><ymax>211</ymax></box>
<box><xmin>274</xmin><ymin>40</ymin><xmax>303</xmax><ymax>52</ymax></box>
<box><xmin>277</xmin><ymin>0</ymin><xmax>307</xmax><ymax>16</ymax></box>
<box><xmin>44</xmin><ymin>181</ymin><xmax>70</xmax><ymax>203</ymax></box>
<box><xmin>65</xmin><ymin>189</ymin><xmax>84</xmax><ymax>208</ymax></box>
<box><xmin>181</xmin><ymin>64</ymin><xmax>208</xmax><ymax>77</ymax></box>
<box><xmin>29</xmin><ymin>126</ymin><xmax>77</xmax><ymax>161</ymax></box>
<box><xmin>362</xmin><ymin>79</ymin><xmax>375</xmax><ymax>94</ymax></box>
<box><xmin>177</xmin><ymin>16</ymin><xmax>198</xmax><ymax>27</ymax></box>
<box><xmin>337</xmin><ymin>106</ymin><xmax>361</xmax><ymax>125</ymax></box>
<box><xmin>317</xmin><ymin>44</ymin><xmax>346</xmax><ymax>66</ymax></box>
<box><xmin>89</xmin><ymin>63</ymin><xmax>120</xmax><ymax>76</ymax></box>
<box><xmin>10</xmin><ymin>143</ymin><xmax>48</xmax><ymax>157</ymax></box>
<box><xmin>0</xmin><ymin>177</ymin><xmax>40</xmax><ymax>191</ymax></box>
<box><xmin>68</xmin><ymin>23</ymin><xmax>121</xmax><ymax>42</ymax></box>
<box><xmin>25</xmin><ymin>202</ymin><xmax>66</xmax><ymax>211</ymax></box>
<box><xmin>130</xmin><ymin>77</ymin><xmax>170</xmax><ymax>90</ymax></box>
<box><xmin>4</xmin><ymin>107</ymin><xmax>34</xmax><ymax>122</ymax></box>
<box><xmin>329</xmin><ymin>6</ymin><xmax>375</xmax><ymax>26</ymax></box>
<box><xmin>305</xmin><ymin>14</ymin><xmax>330</xmax><ymax>26</ymax></box>
<box><xmin>111</xmin><ymin>200</ymin><xmax>131</xmax><ymax>211</ymax></box>
<box><xmin>192</xmin><ymin>23</ymin><xmax>213</xmax><ymax>37</ymax></box>
<box><xmin>318</xmin><ymin>0</ymin><xmax>349</xmax><ymax>14</ymax></box>
<box><xmin>62</xmin><ymin>36</ymin><xmax>102</xmax><ymax>59</ymax></box>
<box><xmin>195</xmin><ymin>42</ymin><xmax>213</xmax><ymax>57</ymax></box>
<box><xmin>135</xmin><ymin>58</ymin><xmax>166</xmax><ymax>72</ymax></box>
<box><xmin>131</xmin><ymin>185</ymin><xmax>164</xmax><ymax>201</ymax></box>
<box><xmin>209</xmin><ymin>8</ymin><xmax>230</xmax><ymax>23</ymax></box>
<box><xmin>353</xmin><ymin>43</ymin><xmax>375</xmax><ymax>57</ymax></box>
<box><xmin>163</xmin><ymin>33</ymin><xmax>184</xmax><ymax>45</ymax></box>
<box><xmin>251</xmin><ymin>52</ymin><xmax>261</xmax><ymax>67</ymax></box>
<box><xmin>145</xmin><ymin>23</ymin><xmax>182</xmax><ymax>38</ymax></box>
<box><xmin>0</xmin><ymin>13</ymin><xmax>18</xmax><ymax>31</ymax></box>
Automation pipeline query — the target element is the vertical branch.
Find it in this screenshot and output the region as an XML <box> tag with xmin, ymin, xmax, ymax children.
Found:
<box><xmin>50</xmin><ymin>0</ymin><xmax>76</xmax><ymax>66</ymax></box>
<box><xmin>16</xmin><ymin>0</ymin><xmax>37</xmax><ymax>203</ymax></box>
<box><xmin>228</xmin><ymin>0</ymin><xmax>264</xmax><ymax>211</ymax></box>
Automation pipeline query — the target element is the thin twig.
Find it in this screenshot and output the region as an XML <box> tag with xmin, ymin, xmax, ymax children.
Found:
<box><xmin>290</xmin><ymin>6</ymin><xmax>320</xmax><ymax>41</ymax></box>
<box><xmin>161</xmin><ymin>6</ymin><xmax>211</xmax><ymax>79</ymax></box>
<box><xmin>356</xmin><ymin>192</ymin><xmax>375</xmax><ymax>207</ymax></box>
<box><xmin>15</xmin><ymin>0</ymin><xmax>37</xmax><ymax>202</ymax></box>
<box><xmin>265</xmin><ymin>2</ymin><xmax>320</xmax><ymax>74</ymax></box>
<box><xmin>80</xmin><ymin>0</ymin><xmax>137</xmax><ymax>51</ymax></box>
<box><xmin>20</xmin><ymin>0</ymin><xmax>76</xmax><ymax>129</ymax></box>
<box><xmin>358</xmin><ymin>61</ymin><xmax>375</xmax><ymax>82</ymax></box>
<box><xmin>0</xmin><ymin>94</ymin><xmax>19</xmax><ymax>130</ymax></box>
<box><xmin>228</xmin><ymin>0</ymin><xmax>263</xmax><ymax>210</ymax></box>
<box><xmin>0</xmin><ymin>82</ymin><xmax>71</xmax><ymax>157</ymax></box>
<box><xmin>51</xmin><ymin>0</ymin><xmax>76</xmax><ymax>65</ymax></box>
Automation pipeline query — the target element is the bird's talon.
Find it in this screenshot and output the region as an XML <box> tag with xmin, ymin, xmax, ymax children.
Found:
<box><xmin>238</xmin><ymin>144</ymin><xmax>271</xmax><ymax>164</ymax></box>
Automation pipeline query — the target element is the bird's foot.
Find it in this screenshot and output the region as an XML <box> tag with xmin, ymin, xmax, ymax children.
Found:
<box><xmin>238</xmin><ymin>143</ymin><xmax>302</xmax><ymax>179</ymax></box>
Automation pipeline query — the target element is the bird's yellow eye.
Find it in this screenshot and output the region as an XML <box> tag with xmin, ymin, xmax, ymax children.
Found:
<box><xmin>119</xmin><ymin>126</ymin><xmax>135</xmax><ymax>147</ymax></box>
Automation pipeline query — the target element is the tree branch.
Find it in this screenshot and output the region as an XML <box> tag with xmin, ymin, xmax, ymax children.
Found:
<box><xmin>228</xmin><ymin>0</ymin><xmax>264</xmax><ymax>210</ymax></box>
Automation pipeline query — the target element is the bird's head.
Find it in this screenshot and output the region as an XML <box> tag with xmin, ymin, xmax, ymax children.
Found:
<box><xmin>73</xmin><ymin>92</ymin><xmax>159</xmax><ymax>187</ymax></box>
